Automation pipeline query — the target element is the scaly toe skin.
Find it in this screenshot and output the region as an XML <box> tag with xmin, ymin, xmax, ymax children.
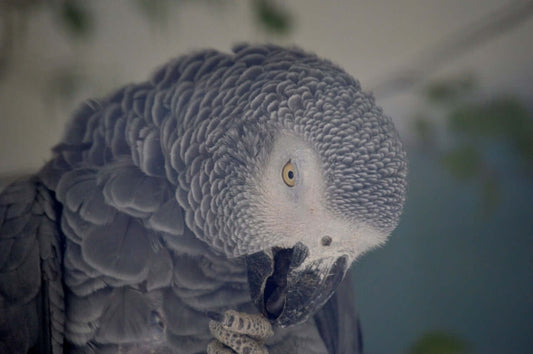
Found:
<box><xmin>207</xmin><ymin>340</ymin><xmax>235</xmax><ymax>354</ymax></box>
<box><xmin>221</xmin><ymin>310</ymin><xmax>274</xmax><ymax>340</ymax></box>
<box><xmin>208</xmin><ymin>310</ymin><xmax>272</xmax><ymax>354</ymax></box>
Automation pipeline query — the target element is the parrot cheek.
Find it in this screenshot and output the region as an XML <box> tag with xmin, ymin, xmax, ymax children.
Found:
<box><xmin>246</xmin><ymin>244</ymin><xmax>348</xmax><ymax>328</ymax></box>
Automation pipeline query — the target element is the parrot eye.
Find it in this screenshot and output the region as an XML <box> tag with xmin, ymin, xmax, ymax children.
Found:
<box><xmin>282</xmin><ymin>161</ymin><xmax>296</xmax><ymax>187</ymax></box>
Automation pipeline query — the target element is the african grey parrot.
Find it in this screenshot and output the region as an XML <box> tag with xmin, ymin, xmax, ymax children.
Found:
<box><xmin>0</xmin><ymin>44</ymin><xmax>407</xmax><ymax>353</ymax></box>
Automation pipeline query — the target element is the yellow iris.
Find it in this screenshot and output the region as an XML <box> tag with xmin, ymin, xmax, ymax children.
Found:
<box><xmin>282</xmin><ymin>161</ymin><xmax>296</xmax><ymax>187</ymax></box>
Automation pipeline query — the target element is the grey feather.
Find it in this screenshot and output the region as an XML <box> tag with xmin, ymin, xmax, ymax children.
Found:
<box><xmin>82</xmin><ymin>214</ymin><xmax>152</xmax><ymax>280</ymax></box>
<box><xmin>0</xmin><ymin>235</ymin><xmax>40</xmax><ymax>302</ymax></box>
<box><xmin>146</xmin><ymin>197</ymin><xmax>184</xmax><ymax>236</ymax></box>
<box><xmin>145</xmin><ymin>248</ymin><xmax>173</xmax><ymax>291</ymax></box>
<box><xmin>0</xmin><ymin>229</ymin><xmax>36</xmax><ymax>271</ymax></box>
<box><xmin>66</xmin><ymin>288</ymin><xmax>112</xmax><ymax>323</ymax></box>
<box><xmin>0</xmin><ymin>179</ymin><xmax>64</xmax><ymax>353</ymax></box>
<box><xmin>162</xmin><ymin>289</ymin><xmax>209</xmax><ymax>336</ymax></box>
<box><xmin>100</xmin><ymin>164</ymin><xmax>169</xmax><ymax>217</ymax></box>
<box><xmin>94</xmin><ymin>288</ymin><xmax>152</xmax><ymax>343</ymax></box>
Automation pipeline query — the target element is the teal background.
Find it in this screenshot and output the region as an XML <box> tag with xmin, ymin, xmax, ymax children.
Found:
<box><xmin>352</xmin><ymin>148</ymin><xmax>533</xmax><ymax>353</ymax></box>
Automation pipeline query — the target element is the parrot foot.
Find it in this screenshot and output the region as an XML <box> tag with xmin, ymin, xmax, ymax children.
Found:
<box><xmin>207</xmin><ymin>340</ymin><xmax>236</xmax><ymax>354</ymax></box>
<box><xmin>207</xmin><ymin>310</ymin><xmax>273</xmax><ymax>354</ymax></box>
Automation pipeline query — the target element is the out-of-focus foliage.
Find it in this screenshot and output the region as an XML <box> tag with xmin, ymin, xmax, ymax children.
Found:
<box><xmin>413</xmin><ymin>76</ymin><xmax>533</xmax><ymax>214</ymax></box>
<box><xmin>441</xmin><ymin>145</ymin><xmax>481</xmax><ymax>180</ymax></box>
<box><xmin>252</xmin><ymin>0</ymin><xmax>292</xmax><ymax>35</ymax></box>
<box><xmin>58</xmin><ymin>0</ymin><xmax>92</xmax><ymax>38</ymax></box>
<box><xmin>409</xmin><ymin>331</ymin><xmax>472</xmax><ymax>354</ymax></box>
<box><xmin>425</xmin><ymin>75</ymin><xmax>476</xmax><ymax>105</ymax></box>
<box><xmin>448</xmin><ymin>97</ymin><xmax>533</xmax><ymax>164</ymax></box>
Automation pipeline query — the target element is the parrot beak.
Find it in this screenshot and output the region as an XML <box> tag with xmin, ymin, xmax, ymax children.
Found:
<box><xmin>246</xmin><ymin>242</ymin><xmax>348</xmax><ymax>327</ymax></box>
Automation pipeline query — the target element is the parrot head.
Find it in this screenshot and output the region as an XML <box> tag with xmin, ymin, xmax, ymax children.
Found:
<box><xmin>244</xmin><ymin>131</ymin><xmax>406</xmax><ymax>326</ymax></box>
<box><xmin>173</xmin><ymin>45</ymin><xmax>407</xmax><ymax>327</ymax></box>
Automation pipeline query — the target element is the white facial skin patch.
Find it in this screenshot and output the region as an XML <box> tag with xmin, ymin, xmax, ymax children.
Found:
<box><xmin>255</xmin><ymin>133</ymin><xmax>388</xmax><ymax>269</ymax></box>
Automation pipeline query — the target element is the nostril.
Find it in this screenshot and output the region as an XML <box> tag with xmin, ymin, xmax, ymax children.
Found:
<box><xmin>321</xmin><ymin>236</ymin><xmax>332</xmax><ymax>247</ymax></box>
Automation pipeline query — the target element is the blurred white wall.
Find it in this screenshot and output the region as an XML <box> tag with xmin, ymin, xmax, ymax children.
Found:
<box><xmin>0</xmin><ymin>0</ymin><xmax>532</xmax><ymax>175</ymax></box>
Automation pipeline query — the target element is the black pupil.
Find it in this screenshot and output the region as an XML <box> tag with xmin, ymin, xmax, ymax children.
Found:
<box><xmin>287</xmin><ymin>170</ymin><xmax>294</xmax><ymax>179</ymax></box>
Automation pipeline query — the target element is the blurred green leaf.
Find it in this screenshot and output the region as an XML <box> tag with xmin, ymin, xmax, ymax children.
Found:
<box><xmin>441</xmin><ymin>145</ymin><xmax>481</xmax><ymax>180</ymax></box>
<box><xmin>59</xmin><ymin>0</ymin><xmax>92</xmax><ymax>38</ymax></box>
<box><xmin>414</xmin><ymin>75</ymin><xmax>533</xmax><ymax>214</ymax></box>
<box><xmin>449</xmin><ymin>97</ymin><xmax>526</xmax><ymax>135</ymax></box>
<box><xmin>409</xmin><ymin>331</ymin><xmax>471</xmax><ymax>354</ymax></box>
<box><xmin>425</xmin><ymin>76</ymin><xmax>476</xmax><ymax>104</ymax></box>
<box><xmin>448</xmin><ymin>96</ymin><xmax>533</xmax><ymax>162</ymax></box>
<box><xmin>253</xmin><ymin>0</ymin><xmax>292</xmax><ymax>35</ymax></box>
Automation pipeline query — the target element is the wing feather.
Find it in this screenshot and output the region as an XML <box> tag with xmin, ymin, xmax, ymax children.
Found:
<box><xmin>0</xmin><ymin>179</ymin><xmax>64</xmax><ymax>353</ymax></box>
<box><xmin>314</xmin><ymin>268</ymin><xmax>363</xmax><ymax>354</ymax></box>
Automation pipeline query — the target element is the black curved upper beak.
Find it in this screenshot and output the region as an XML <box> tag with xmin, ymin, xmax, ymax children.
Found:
<box><xmin>246</xmin><ymin>242</ymin><xmax>348</xmax><ymax>327</ymax></box>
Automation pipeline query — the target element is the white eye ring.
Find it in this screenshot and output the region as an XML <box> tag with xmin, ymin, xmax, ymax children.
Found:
<box><xmin>282</xmin><ymin>161</ymin><xmax>296</xmax><ymax>187</ymax></box>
